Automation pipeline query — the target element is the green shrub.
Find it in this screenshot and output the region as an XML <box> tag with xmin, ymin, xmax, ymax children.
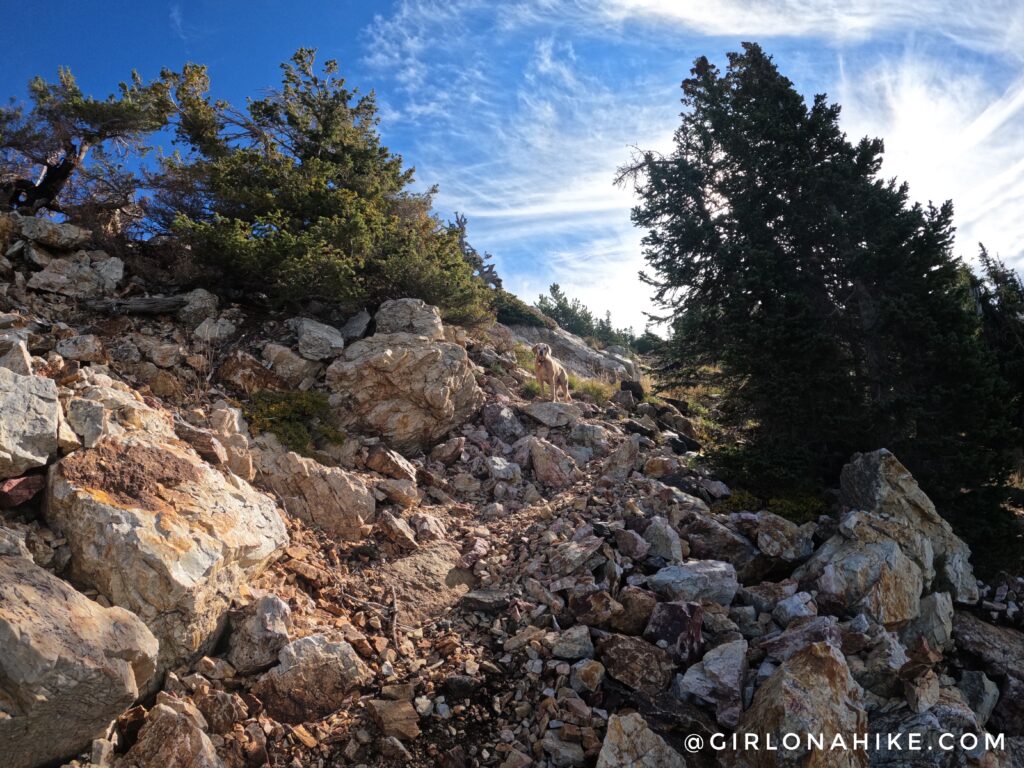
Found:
<box><xmin>243</xmin><ymin>390</ymin><xmax>344</xmax><ymax>455</ymax></box>
<box><xmin>513</xmin><ymin>344</ymin><xmax>536</xmax><ymax>371</ymax></box>
<box><xmin>567</xmin><ymin>374</ymin><xmax>615</xmax><ymax>405</ymax></box>
<box><xmin>150</xmin><ymin>51</ymin><xmax>493</xmax><ymax>323</ymax></box>
<box><xmin>520</xmin><ymin>379</ymin><xmax>541</xmax><ymax>399</ymax></box>
<box><xmin>494</xmin><ymin>289</ymin><xmax>554</xmax><ymax>328</ymax></box>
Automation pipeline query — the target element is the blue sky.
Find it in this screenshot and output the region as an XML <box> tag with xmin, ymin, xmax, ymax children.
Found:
<box><xmin>3</xmin><ymin>1</ymin><xmax>1023</xmax><ymax>331</ymax></box>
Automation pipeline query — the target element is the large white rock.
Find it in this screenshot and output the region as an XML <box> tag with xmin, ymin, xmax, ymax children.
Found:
<box><xmin>326</xmin><ymin>322</ymin><xmax>484</xmax><ymax>454</ymax></box>
<box><xmin>17</xmin><ymin>215</ymin><xmax>91</xmax><ymax>249</ymax></box>
<box><xmin>596</xmin><ymin>712</ymin><xmax>686</xmax><ymax>768</ymax></box>
<box><xmin>0</xmin><ymin>548</ymin><xmax>159</xmax><ymax>768</ymax></box>
<box><xmin>45</xmin><ymin>431</ymin><xmax>288</xmax><ymax>671</ymax></box>
<box><xmin>0</xmin><ymin>367</ymin><xmax>61</xmax><ymax>479</ymax></box>
<box><xmin>374</xmin><ymin>298</ymin><xmax>444</xmax><ymax>340</ymax></box>
<box><xmin>254</xmin><ymin>438</ymin><xmax>376</xmax><ymax>540</ymax></box>
<box><xmin>26</xmin><ymin>252</ymin><xmax>121</xmax><ymax>298</ymax></box>
<box><xmin>289</xmin><ymin>317</ymin><xmax>346</xmax><ymax>361</ymax></box>
<box><xmin>735</xmin><ymin>642</ymin><xmax>867</xmax><ymax>768</ymax></box>
<box><xmin>839</xmin><ymin>449</ymin><xmax>977</xmax><ymax>603</ymax></box>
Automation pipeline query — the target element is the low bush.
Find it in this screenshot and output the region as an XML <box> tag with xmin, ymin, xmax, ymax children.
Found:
<box><xmin>494</xmin><ymin>289</ymin><xmax>554</xmax><ymax>328</ymax></box>
<box><xmin>243</xmin><ymin>390</ymin><xmax>344</xmax><ymax>455</ymax></box>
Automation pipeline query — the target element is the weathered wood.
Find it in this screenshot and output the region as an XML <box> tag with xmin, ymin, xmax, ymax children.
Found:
<box><xmin>83</xmin><ymin>295</ymin><xmax>189</xmax><ymax>315</ymax></box>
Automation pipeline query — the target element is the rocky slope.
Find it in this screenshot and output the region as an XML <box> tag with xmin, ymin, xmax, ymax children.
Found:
<box><xmin>1</xmin><ymin>213</ymin><xmax>1023</xmax><ymax>768</ymax></box>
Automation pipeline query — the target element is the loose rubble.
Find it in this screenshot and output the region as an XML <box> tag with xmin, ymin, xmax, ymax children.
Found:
<box><xmin>0</xmin><ymin>213</ymin><xmax>1018</xmax><ymax>768</ymax></box>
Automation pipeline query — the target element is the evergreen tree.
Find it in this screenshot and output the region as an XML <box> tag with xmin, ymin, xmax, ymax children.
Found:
<box><xmin>1</xmin><ymin>67</ymin><xmax>172</xmax><ymax>233</ymax></box>
<box><xmin>622</xmin><ymin>43</ymin><xmax>1011</xmax><ymax>503</ymax></box>
<box><xmin>147</xmin><ymin>50</ymin><xmax>491</xmax><ymax>322</ymax></box>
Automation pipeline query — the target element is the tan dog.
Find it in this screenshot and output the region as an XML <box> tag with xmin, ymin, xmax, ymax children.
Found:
<box><xmin>532</xmin><ymin>343</ymin><xmax>571</xmax><ymax>402</ymax></box>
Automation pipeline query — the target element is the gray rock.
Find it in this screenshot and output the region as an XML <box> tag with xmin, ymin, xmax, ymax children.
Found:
<box><xmin>552</xmin><ymin>624</ymin><xmax>594</xmax><ymax>660</ymax></box>
<box><xmin>374</xmin><ymin>298</ymin><xmax>444</xmax><ymax>340</ymax></box>
<box><xmin>840</xmin><ymin>449</ymin><xmax>978</xmax><ymax>603</ymax></box>
<box><xmin>0</xmin><ymin>340</ymin><xmax>32</xmax><ymax>375</ymax></box>
<box><xmin>26</xmin><ymin>253</ymin><xmax>108</xmax><ymax>299</ymax></box>
<box><xmin>177</xmin><ymin>288</ymin><xmax>219</xmax><ymax>328</ymax></box>
<box><xmin>339</xmin><ymin>309</ymin><xmax>372</xmax><ymax>342</ymax></box>
<box><xmin>956</xmin><ymin>671</ymin><xmax>999</xmax><ymax>727</ymax></box>
<box><xmin>676</xmin><ymin>638</ymin><xmax>748</xmax><ymax>727</ymax></box>
<box><xmin>900</xmin><ymin>591</ymin><xmax>954</xmax><ymax>652</ymax></box>
<box><xmin>253</xmin><ymin>635</ymin><xmax>372</xmax><ymax>723</ymax></box>
<box><xmin>17</xmin><ymin>215</ymin><xmax>91</xmax><ymax>249</ymax></box>
<box><xmin>227</xmin><ymin>595</ymin><xmax>292</xmax><ymax>675</ymax></box>
<box><xmin>55</xmin><ymin>333</ymin><xmax>105</xmax><ymax>362</ymax></box>
<box><xmin>0</xmin><ymin>367</ymin><xmax>60</xmax><ymax>479</ymax></box>
<box><xmin>487</xmin><ymin>455</ymin><xmax>522</xmax><ymax>483</ymax></box>
<box><xmin>772</xmin><ymin>591</ymin><xmax>817</xmax><ymax>627</ymax></box>
<box><xmin>481</xmin><ymin>403</ymin><xmax>527</xmax><ymax>443</ymax></box>
<box><xmin>262</xmin><ymin>343</ymin><xmax>321</xmax><ymax>387</ymax></box>
<box><xmin>648</xmin><ymin>560</ymin><xmax>739</xmax><ymax>605</ymax></box>
<box><xmin>521</xmin><ymin>401</ymin><xmax>583</xmax><ymax>428</ymax></box>
<box><xmin>194</xmin><ymin>317</ymin><xmax>237</xmax><ymax>342</ymax></box>
<box><xmin>643</xmin><ymin>516</ymin><xmax>685</xmax><ymax>563</ymax></box>
<box><xmin>289</xmin><ymin>317</ymin><xmax>346</xmax><ymax>360</ymax></box>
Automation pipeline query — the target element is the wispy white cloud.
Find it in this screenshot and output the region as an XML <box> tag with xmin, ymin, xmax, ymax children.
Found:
<box><xmin>596</xmin><ymin>0</ymin><xmax>1024</xmax><ymax>57</ymax></box>
<box><xmin>836</xmin><ymin>48</ymin><xmax>1024</xmax><ymax>264</ymax></box>
<box><xmin>169</xmin><ymin>3</ymin><xmax>187</xmax><ymax>43</ymax></box>
<box><xmin>363</xmin><ymin>0</ymin><xmax>1024</xmax><ymax>333</ymax></box>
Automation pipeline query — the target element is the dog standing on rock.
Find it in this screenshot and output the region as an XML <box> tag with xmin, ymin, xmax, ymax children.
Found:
<box><xmin>532</xmin><ymin>343</ymin><xmax>571</xmax><ymax>402</ymax></box>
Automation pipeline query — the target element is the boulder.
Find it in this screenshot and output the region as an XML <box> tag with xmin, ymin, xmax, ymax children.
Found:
<box><xmin>339</xmin><ymin>309</ymin><xmax>372</xmax><ymax>342</ymax></box>
<box><xmin>326</xmin><ymin>325</ymin><xmax>484</xmax><ymax>454</ymax></box>
<box><xmin>793</xmin><ymin>537</ymin><xmax>923</xmax><ymax>627</ymax></box>
<box><xmin>868</xmin><ymin>687</ymin><xmax>992</xmax><ymax>764</ymax></box>
<box><xmin>46</xmin><ymin>431</ymin><xmax>288</xmax><ymax>671</ymax></box>
<box><xmin>643</xmin><ymin>516</ymin><xmax>686</xmax><ymax>563</ymax></box>
<box><xmin>254</xmin><ymin>441</ymin><xmax>375</xmax><ymax>540</ymax></box>
<box><xmin>759</xmin><ymin>616</ymin><xmax>842</xmax><ymax>662</ymax></box>
<box><xmin>194</xmin><ymin>317</ymin><xmax>236</xmax><ymax>343</ymax></box>
<box><xmin>117</xmin><ymin>703</ymin><xmax>223</xmax><ymax>768</ymax></box>
<box><xmin>367</xmin><ymin>445</ymin><xmax>418</xmax><ymax>482</ymax></box>
<box><xmin>0</xmin><ymin>552</ymin><xmax>159</xmax><ymax>768</ymax></box>
<box><xmin>596</xmin><ymin>634</ymin><xmax>675</xmax><ymax>695</ymax></box>
<box><xmin>521</xmin><ymin>401</ymin><xmax>583</xmax><ymax>428</ymax></box>
<box><xmin>603</xmin><ymin>435</ymin><xmax>640</xmax><ymax>482</ymax></box>
<box><xmin>0</xmin><ymin>367</ymin><xmax>61</xmax><ymax>479</ymax></box>
<box><xmin>226</xmin><ymin>595</ymin><xmax>293</xmax><ymax>675</ymax></box>
<box><xmin>374</xmin><ymin>298</ymin><xmax>444</xmax><ymax>340</ymax></box>
<box><xmin>840</xmin><ymin>449</ymin><xmax>977</xmax><ymax>603</ymax></box>
<box><xmin>17</xmin><ymin>215</ymin><xmax>91</xmax><ymax>249</ymax></box>
<box><xmin>956</xmin><ymin>671</ymin><xmax>999</xmax><ymax>727</ymax></box>
<box><xmin>262</xmin><ymin>343</ymin><xmax>321</xmax><ymax>387</ymax></box>
<box><xmin>252</xmin><ymin>634</ymin><xmax>372</xmax><ymax>723</ymax></box>
<box><xmin>55</xmin><ymin>333</ymin><xmax>105</xmax><ymax>362</ymax></box>
<box><xmin>675</xmin><ymin>638</ymin><xmax>748</xmax><ymax>728</ymax></box>
<box><xmin>523</xmin><ymin>436</ymin><xmax>583</xmax><ymax>489</ymax></box>
<box><xmin>367</xmin><ymin>698</ymin><xmax>421</xmax><ymax>740</ymax></box>
<box><xmin>552</xmin><ymin>624</ymin><xmax>595</xmax><ymax>660</ymax></box>
<box><xmin>596</xmin><ymin>712</ymin><xmax>686</xmax><ymax>768</ymax></box>
<box><xmin>0</xmin><ymin>340</ymin><xmax>32</xmax><ymax>375</ymax></box>
<box><xmin>481</xmin><ymin>403</ymin><xmax>527</xmax><ymax>443</ymax></box>
<box><xmin>952</xmin><ymin>612</ymin><xmax>1024</xmax><ymax>735</ymax></box>
<box><xmin>648</xmin><ymin>560</ymin><xmax>739</xmax><ymax>605</ymax></box>
<box><xmin>27</xmin><ymin>253</ymin><xmax>112</xmax><ymax>298</ymax></box>
<box><xmin>900</xmin><ymin>592</ymin><xmax>954</xmax><ymax>652</ymax></box>
<box><xmin>734</xmin><ymin>642</ymin><xmax>867</xmax><ymax>768</ymax></box>
<box><xmin>289</xmin><ymin>317</ymin><xmax>346</xmax><ymax>360</ymax></box>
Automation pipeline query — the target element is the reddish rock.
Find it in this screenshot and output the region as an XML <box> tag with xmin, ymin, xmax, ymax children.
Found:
<box><xmin>0</xmin><ymin>474</ymin><xmax>45</xmax><ymax>508</ymax></box>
